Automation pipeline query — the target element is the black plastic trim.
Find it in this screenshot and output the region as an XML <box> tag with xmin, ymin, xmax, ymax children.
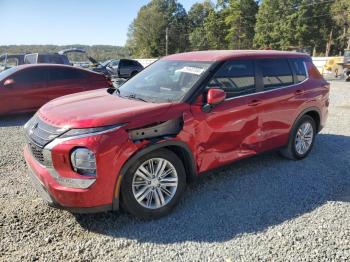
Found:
<box><xmin>292</xmin><ymin>107</ymin><xmax>322</xmax><ymax>133</ymax></box>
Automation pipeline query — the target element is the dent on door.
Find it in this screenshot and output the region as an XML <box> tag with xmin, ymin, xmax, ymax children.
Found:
<box><xmin>187</xmin><ymin>96</ymin><xmax>261</xmax><ymax>173</ymax></box>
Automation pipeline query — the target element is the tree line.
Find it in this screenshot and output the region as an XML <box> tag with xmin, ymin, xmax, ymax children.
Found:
<box><xmin>126</xmin><ymin>0</ymin><xmax>350</xmax><ymax>58</ymax></box>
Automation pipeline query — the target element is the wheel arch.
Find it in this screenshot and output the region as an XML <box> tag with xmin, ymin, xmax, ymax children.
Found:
<box><xmin>112</xmin><ymin>140</ymin><xmax>197</xmax><ymax>210</ymax></box>
<box><xmin>293</xmin><ymin>107</ymin><xmax>321</xmax><ymax>133</ymax></box>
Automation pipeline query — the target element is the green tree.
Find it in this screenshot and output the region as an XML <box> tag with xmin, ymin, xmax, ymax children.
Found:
<box><xmin>203</xmin><ymin>8</ymin><xmax>229</xmax><ymax>49</ymax></box>
<box><xmin>254</xmin><ymin>0</ymin><xmax>335</xmax><ymax>54</ymax></box>
<box><xmin>188</xmin><ymin>1</ymin><xmax>214</xmax><ymax>50</ymax></box>
<box><xmin>126</xmin><ymin>0</ymin><xmax>188</xmax><ymax>58</ymax></box>
<box><xmin>331</xmin><ymin>0</ymin><xmax>350</xmax><ymax>50</ymax></box>
<box><xmin>221</xmin><ymin>0</ymin><xmax>258</xmax><ymax>49</ymax></box>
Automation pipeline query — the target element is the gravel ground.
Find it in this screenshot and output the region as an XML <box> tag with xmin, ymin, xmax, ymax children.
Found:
<box><xmin>0</xmin><ymin>80</ymin><xmax>349</xmax><ymax>261</ymax></box>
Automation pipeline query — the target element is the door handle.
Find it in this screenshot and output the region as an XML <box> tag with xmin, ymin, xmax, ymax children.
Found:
<box><xmin>295</xmin><ymin>89</ymin><xmax>305</xmax><ymax>95</ymax></box>
<box><xmin>248</xmin><ymin>99</ymin><xmax>262</xmax><ymax>106</ymax></box>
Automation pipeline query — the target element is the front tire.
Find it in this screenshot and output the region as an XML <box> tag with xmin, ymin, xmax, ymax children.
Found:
<box><xmin>121</xmin><ymin>149</ymin><xmax>186</xmax><ymax>219</ymax></box>
<box><xmin>280</xmin><ymin>115</ymin><xmax>316</xmax><ymax>160</ymax></box>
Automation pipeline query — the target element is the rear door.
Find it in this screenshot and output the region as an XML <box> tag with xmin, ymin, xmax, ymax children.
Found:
<box><xmin>1</xmin><ymin>67</ymin><xmax>48</xmax><ymax>113</ymax></box>
<box><xmin>46</xmin><ymin>67</ymin><xmax>86</xmax><ymax>101</ymax></box>
<box><xmin>190</xmin><ymin>60</ymin><xmax>262</xmax><ymax>172</ymax></box>
<box><xmin>119</xmin><ymin>59</ymin><xmax>133</xmax><ymax>77</ymax></box>
<box><xmin>253</xmin><ymin>58</ymin><xmax>307</xmax><ymax>152</ymax></box>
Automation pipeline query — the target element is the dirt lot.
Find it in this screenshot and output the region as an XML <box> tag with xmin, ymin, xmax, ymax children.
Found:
<box><xmin>0</xmin><ymin>81</ymin><xmax>349</xmax><ymax>261</ymax></box>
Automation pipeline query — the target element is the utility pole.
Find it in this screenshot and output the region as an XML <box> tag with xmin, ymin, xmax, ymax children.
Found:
<box><xmin>325</xmin><ymin>29</ymin><xmax>333</xmax><ymax>57</ymax></box>
<box><xmin>166</xmin><ymin>27</ymin><xmax>169</xmax><ymax>56</ymax></box>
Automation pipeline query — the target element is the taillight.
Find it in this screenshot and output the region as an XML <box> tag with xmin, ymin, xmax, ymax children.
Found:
<box><xmin>106</xmin><ymin>77</ymin><xmax>113</xmax><ymax>87</ymax></box>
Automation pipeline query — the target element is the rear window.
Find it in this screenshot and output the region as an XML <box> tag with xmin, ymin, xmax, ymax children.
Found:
<box><xmin>290</xmin><ymin>58</ymin><xmax>307</xmax><ymax>83</ymax></box>
<box><xmin>49</xmin><ymin>68</ymin><xmax>84</xmax><ymax>81</ymax></box>
<box><xmin>258</xmin><ymin>59</ymin><xmax>293</xmax><ymax>90</ymax></box>
<box><xmin>207</xmin><ymin>60</ymin><xmax>255</xmax><ymax>98</ymax></box>
<box><xmin>38</xmin><ymin>55</ymin><xmax>65</xmax><ymax>64</ymax></box>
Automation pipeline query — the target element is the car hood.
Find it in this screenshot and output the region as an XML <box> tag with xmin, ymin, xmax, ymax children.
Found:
<box><xmin>38</xmin><ymin>89</ymin><xmax>177</xmax><ymax>129</ymax></box>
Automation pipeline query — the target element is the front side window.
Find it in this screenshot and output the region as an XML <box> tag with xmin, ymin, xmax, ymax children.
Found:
<box><xmin>258</xmin><ymin>59</ymin><xmax>293</xmax><ymax>90</ymax></box>
<box><xmin>13</xmin><ymin>68</ymin><xmax>47</xmax><ymax>84</ymax></box>
<box><xmin>118</xmin><ymin>60</ymin><xmax>213</xmax><ymax>103</ymax></box>
<box><xmin>290</xmin><ymin>58</ymin><xmax>307</xmax><ymax>83</ymax></box>
<box><xmin>207</xmin><ymin>60</ymin><xmax>255</xmax><ymax>98</ymax></box>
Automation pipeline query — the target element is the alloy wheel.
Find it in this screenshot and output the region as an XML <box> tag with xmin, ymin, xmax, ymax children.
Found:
<box><xmin>295</xmin><ymin>122</ymin><xmax>314</xmax><ymax>155</ymax></box>
<box><xmin>132</xmin><ymin>158</ymin><xmax>178</xmax><ymax>209</ymax></box>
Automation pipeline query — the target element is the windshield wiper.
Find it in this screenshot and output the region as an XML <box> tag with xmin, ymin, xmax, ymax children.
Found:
<box><xmin>124</xmin><ymin>94</ymin><xmax>148</xmax><ymax>102</ymax></box>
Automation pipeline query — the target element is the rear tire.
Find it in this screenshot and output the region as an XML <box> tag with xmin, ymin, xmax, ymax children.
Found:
<box><xmin>121</xmin><ymin>149</ymin><xmax>186</xmax><ymax>219</ymax></box>
<box><xmin>280</xmin><ymin>115</ymin><xmax>316</xmax><ymax>160</ymax></box>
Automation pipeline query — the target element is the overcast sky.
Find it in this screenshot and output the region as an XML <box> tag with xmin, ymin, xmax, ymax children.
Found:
<box><xmin>0</xmin><ymin>0</ymin><xmax>207</xmax><ymax>46</ymax></box>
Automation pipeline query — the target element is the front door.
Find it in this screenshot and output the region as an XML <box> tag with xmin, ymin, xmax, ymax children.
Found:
<box><xmin>1</xmin><ymin>68</ymin><xmax>48</xmax><ymax>114</ymax></box>
<box><xmin>190</xmin><ymin>60</ymin><xmax>262</xmax><ymax>173</ymax></box>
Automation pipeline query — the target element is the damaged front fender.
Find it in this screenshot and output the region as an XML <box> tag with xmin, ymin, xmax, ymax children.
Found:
<box><xmin>128</xmin><ymin>118</ymin><xmax>182</xmax><ymax>141</ymax></box>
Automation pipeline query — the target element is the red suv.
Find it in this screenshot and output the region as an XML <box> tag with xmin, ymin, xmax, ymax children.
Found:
<box><xmin>0</xmin><ymin>64</ymin><xmax>112</xmax><ymax>115</ymax></box>
<box><xmin>24</xmin><ymin>50</ymin><xmax>329</xmax><ymax>219</ymax></box>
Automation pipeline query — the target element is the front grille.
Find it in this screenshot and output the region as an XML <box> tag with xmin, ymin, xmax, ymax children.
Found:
<box><xmin>24</xmin><ymin>115</ymin><xmax>67</xmax><ymax>165</ymax></box>
<box><xmin>24</xmin><ymin>115</ymin><xmax>65</xmax><ymax>147</ymax></box>
<box><xmin>28</xmin><ymin>142</ymin><xmax>45</xmax><ymax>165</ymax></box>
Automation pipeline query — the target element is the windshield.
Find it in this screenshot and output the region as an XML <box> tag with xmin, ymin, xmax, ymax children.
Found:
<box><xmin>101</xmin><ymin>60</ymin><xmax>116</xmax><ymax>67</ymax></box>
<box><xmin>117</xmin><ymin>60</ymin><xmax>213</xmax><ymax>103</ymax></box>
<box><xmin>344</xmin><ymin>50</ymin><xmax>350</xmax><ymax>57</ymax></box>
<box><xmin>0</xmin><ymin>67</ymin><xmax>17</xmax><ymax>82</ymax></box>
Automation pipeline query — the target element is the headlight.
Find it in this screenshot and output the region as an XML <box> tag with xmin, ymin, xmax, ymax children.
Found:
<box><xmin>60</xmin><ymin>124</ymin><xmax>124</xmax><ymax>138</ymax></box>
<box><xmin>71</xmin><ymin>148</ymin><xmax>96</xmax><ymax>176</ymax></box>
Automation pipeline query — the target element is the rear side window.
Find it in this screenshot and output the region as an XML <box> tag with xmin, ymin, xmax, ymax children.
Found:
<box><xmin>258</xmin><ymin>59</ymin><xmax>293</xmax><ymax>90</ymax></box>
<box><xmin>13</xmin><ymin>68</ymin><xmax>47</xmax><ymax>84</ymax></box>
<box><xmin>207</xmin><ymin>60</ymin><xmax>255</xmax><ymax>98</ymax></box>
<box><xmin>290</xmin><ymin>59</ymin><xmax>307</xmax><ymax>83</ymax></box>
<box><xmin>122</xmin><ymin>60</ymin><xmax>134</xmax><ymax>67</ymax></box>
<box><xmin>49</xmin><ymin>68</ymin><xmax>84</xmax><ymax>81</ymax></box>
<box><xmin>132</xmin><ymin>60</ymin><xmax>142</xmax><ymax>67</ymax></box>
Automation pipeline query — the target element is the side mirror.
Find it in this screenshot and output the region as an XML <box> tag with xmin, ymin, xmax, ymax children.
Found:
<box><xmin>4</xmin><ymin>79</ymin><xmax>15</xmax><ymax>87</ymax></box>
<box><xmin>207</xmin><ymin>88</ymin><xmax>226</xmax><ymax>105</ymax></box>
<box><xmin>202</xmin><ymin>89</ymin><xmax>226</xmax><ymax>112</ymax></box>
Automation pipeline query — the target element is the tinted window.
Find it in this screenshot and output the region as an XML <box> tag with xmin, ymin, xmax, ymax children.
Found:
<box><xmin>38</xmin><ymin>55</ymin><xmax>65</xmax><ymax>64</ymax></box>
<box><xmin>131</xmin><ymin>60</ymin><xmax>142</xmax><ymax>67</ymax></box>
<box><xmin>258</xmin><ymin>59</ymin><xmax>293</xmax><ymax>90</ymax></box>
<box><xmin>207</xmin><ymin>60</ymin><xmax>255</xmax><ymax>98</ymax></box>
<box><xmin>13</xmin><ymin>68</ymin><xmax>47</xmax><ymax>83</ymax></box>
<box><xmin>290</xmin><ymin>59</ymin><xmax>307</xmax><ymax>83</ymax></box>
<box><xmin>122</xmin><ymin>60</ymin><xmax>134</xmax><ymax>67</ymax></box>
<box><xmin>49</xmin><ymin>68</ymin><xmax>84</xmax><ymax>81</ymax></box>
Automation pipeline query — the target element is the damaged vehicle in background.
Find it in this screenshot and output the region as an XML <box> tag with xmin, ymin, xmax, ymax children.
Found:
<box><xmin>91</xmin><ymin>58</ymin><xmax>144</xmax><ymax>78</ymax></box>
<box><xmin>0</xmin><ymin>53</ymin><xmax>26</xmax><ymax>71</ymax></box>
<box><xmin>0</xmin><ymin>48</ymin><xmax>93</xmax><ymax>71</ymax></box>
<box><xmin>24</xmin><ymin>50</ymin><xmax>329</xmax><ymax>219</ymax></box>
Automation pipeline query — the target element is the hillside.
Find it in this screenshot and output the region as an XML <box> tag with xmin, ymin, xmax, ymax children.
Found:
<box><xmin>0</xmin><ymin>45</ymin><xmax>130</xmax><ymax>62</ymax></box>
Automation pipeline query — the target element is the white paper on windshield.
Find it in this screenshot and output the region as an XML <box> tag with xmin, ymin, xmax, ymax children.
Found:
<box><xmin>176</xmin><ymin>66</ymin><xmax>205</xmax><ymax>75</ymax></box>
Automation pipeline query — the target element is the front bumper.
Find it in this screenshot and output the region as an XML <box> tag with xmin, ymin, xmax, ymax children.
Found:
<box><xmin>26</xmin><ymin>160</ymin><xmax>112</xmax><ymax>213</ymax></box>
<box><xmin>24</xmin><ymin>145</ymin><xmax>116</xmax><ymax>213</ymax></box>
